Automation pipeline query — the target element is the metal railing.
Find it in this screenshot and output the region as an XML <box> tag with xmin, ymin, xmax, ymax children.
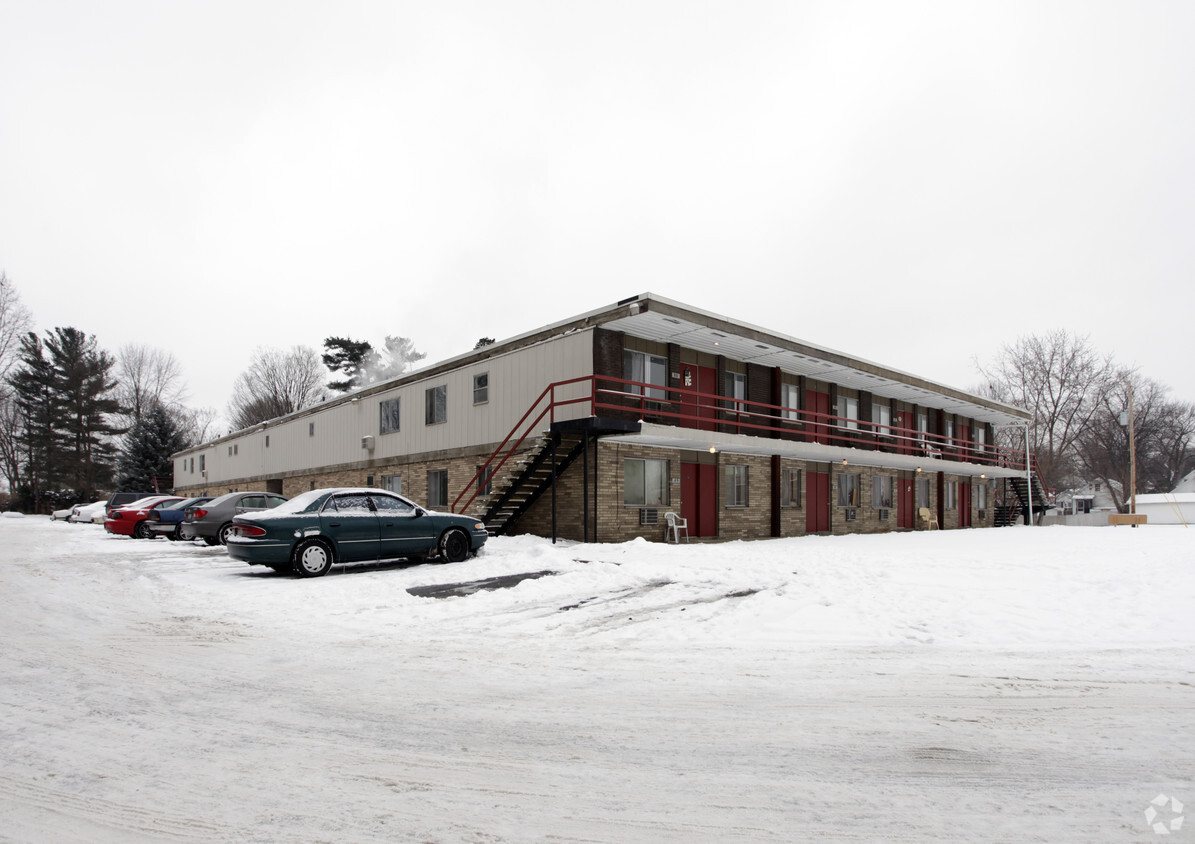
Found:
<box><xmin>452</xmin><ymin>375</ymin><xmax>1038</xmax><ymax>514</ymax></box>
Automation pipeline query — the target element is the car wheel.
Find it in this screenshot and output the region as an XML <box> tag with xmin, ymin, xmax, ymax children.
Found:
<box><xmin>166</xmin><ymin>526</ymin><xmax>180</xmax><ymax>541</ymax></box>
<box><xmin>439</xmin><ymin>528</ymin><xmax>470</xmax><ymax>563</ymax></box>
<box><xmin>202</xmin><ymin>536</ymin><xmax>220</xmax><ymax>546</ymax></box>
<box><xmin>293</xmin><ymin>538</ymin><xmax>333</xmax><ymax>577</ymax></box>
<box><xmin>133</xmin><ymin>520</ymin><xmax>151</xmax><ymax>539</ymax></box>
<box><xmin>217</xmin><ymin>523</ymin><xmax>234</xmax><ymax>545</ymax></box>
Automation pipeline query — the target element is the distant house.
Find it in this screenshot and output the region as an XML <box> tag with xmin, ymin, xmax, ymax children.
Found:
<box><xmin>172</xmin><ymin>293</ymin><xmax>1037</xmax><ymax>541</ymax></box>
<box><xmin>1056</xmin><ymin>481</ymin><xmax>1119</xmax><ymax>516</ymax></box>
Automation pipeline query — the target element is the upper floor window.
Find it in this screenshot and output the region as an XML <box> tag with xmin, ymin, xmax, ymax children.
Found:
<box><xmin>944</xmin><ymin>418</ymin><xmax>955</xmax><ymax>445</ymax></box>
<box><xmin>473</xmin><ymin>372</ymin><xmax>489</xmax><ymax>405</ymax></box>
<box><xmin>380</xmin><ymin>397</ymin><xmax>400</xmax><ymax>434</ymax></box>
<box><xmin>623</xmin><ymin>350</ymin><xmax>667</xmax><ymax>400</ymax></box>
<box><xmin>872</xmin><ymin>403</ymin><xmax>891</xmax><ymax>436</ymax></box>
<box><xmin>199</xmin><ymin>455</ymin><xmax>205</xmax><ymax>471</ymax></box>
<box><xmin>425</xmin><ymin>385</ymin><xmax>447</xmax><ymax>425</ymax></box>
<box><xmin>781</xmin><ymin>383</ymin><xmax>800</xmax><ymax>421</ymax></box>
<box><xmin>916</xmin><ymin>410</ymin><xmax>928</xmax><ymax>442</ymax></box>
<box><xmin>974</xmin><ymin>426</ymin><xmax>986</xmax><ymax>453</ymax></box>
<box><xmin>838</xmin><ymin>396</ymin><xmax>859</xmax><ymax>430</ymax></box>
<box><xmin>725</xmin><ymin>372</ymin><xmax>746</xmax><ymax>409</ymax></box>
<box><xmin>309</xmin><ymin>422</ymin><xmax>315</xmax><ymax>437</ymax></box>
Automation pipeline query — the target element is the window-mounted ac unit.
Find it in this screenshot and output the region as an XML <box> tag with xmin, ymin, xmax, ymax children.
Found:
<box><xmin>361</xmin><ymin>435</ymin><xmax>375</xmax><ymax>451</ymax></box>
<box><xmin>639</xmin><ymin>508</ymin><xmax>659</xmax><ymax>526</ymax></box>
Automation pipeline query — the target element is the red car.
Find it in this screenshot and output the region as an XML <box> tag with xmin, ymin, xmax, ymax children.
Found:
<box><xmin>104</xmin><ymin>496</ymin><xmax>184</xmax><ymax>538</ymax></box>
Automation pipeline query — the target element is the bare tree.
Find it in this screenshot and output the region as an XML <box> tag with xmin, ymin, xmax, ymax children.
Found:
<box><xmin>978</xmin><ymin>330</ymin><xmax>1116</xmax><ymax>492</ymax></box>
<box><xmin>227</xmin><ymin>346</ymin><xmax>328</xmax><ymax>430</ymax></box>
<box><xmin>114</xmin><ymin>344</ymin><xmax>187</xmax><ymax>425</ymax></box>
<box><xmin>0</xmin><ymin>388</ymin><xmax>24</xmax><ymax>494</ymax></box>
<box><xmin>180</xmin><ymin>406</ymin><xmax>218</xmax><ymax>445</ymax></box>
<box><xmin>0</xmin><ymin>272</ymin><xmax>34</xmax><ymax>383</ymax></box>
<box><xmin>1077</xmin><ymin>374</ymin><xmax>1195</xmax><ymax>510</ymax></box>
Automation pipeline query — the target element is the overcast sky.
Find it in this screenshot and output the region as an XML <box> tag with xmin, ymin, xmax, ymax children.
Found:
<box><xmin>2</xmin><ymin>1</ymin><xmax>1193</xmax><ymax>429</ymax></box>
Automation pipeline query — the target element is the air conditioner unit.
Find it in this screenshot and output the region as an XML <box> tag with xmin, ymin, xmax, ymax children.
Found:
<box><xmin>639</xmin><ymin>508</ymin><xmax>659</xmax><ymax>526</ymax></box>
<box><xmin>361</xmin><ymin>435</ymin><xmax>375</xmax><ymax>451</ymax></box>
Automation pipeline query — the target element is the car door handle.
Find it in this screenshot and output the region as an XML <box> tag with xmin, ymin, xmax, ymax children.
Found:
<box><xmin>329</xmin><ymin>522</ymin><xmax>341</xmax><ymax>528</ymax></box>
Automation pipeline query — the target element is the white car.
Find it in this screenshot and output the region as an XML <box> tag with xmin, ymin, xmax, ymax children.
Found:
<box><xmin>52</xmin><ymin>504</ymin><xmax>82</xmax><ymax>521</ymax></box>
<box><xmin>71</xmin><ymin>501</ymin><xmax>108</xmax><ymax>523</ymax></box>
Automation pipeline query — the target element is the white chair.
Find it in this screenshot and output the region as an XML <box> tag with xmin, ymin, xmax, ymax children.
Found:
<box><xmin>664</xmin><ymin>511</ymin><xmax>689</xmax><ymax>543</ymax></box>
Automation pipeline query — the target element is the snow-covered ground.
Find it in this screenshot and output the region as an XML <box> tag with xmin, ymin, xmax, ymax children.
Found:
<box><xmin>1</xmin><ymin>518</ymin><xmax>1191</xmax><ymax>843</ymax></box>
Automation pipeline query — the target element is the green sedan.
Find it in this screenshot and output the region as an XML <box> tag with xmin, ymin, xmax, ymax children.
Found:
<box><xmin>226</xmin><ymin>488</ymin><xmax>488</xmax><ymax>577</ymax></box>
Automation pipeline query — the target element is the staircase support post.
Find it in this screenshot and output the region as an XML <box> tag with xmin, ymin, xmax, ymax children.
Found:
<box><xmin>551</xmin><ymin>436</ymin><xmax>558</xmax><ymax>544</ymax></box>
<box><xmin>582</xmin><ymin>431</ymin><xmax>589</xmax><ymax>543</ymax></box>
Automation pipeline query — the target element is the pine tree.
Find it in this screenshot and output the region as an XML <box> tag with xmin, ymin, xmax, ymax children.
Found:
<box><xmin>117</xmin><ymin>403</ymin><xmax>190</xmax><ymax>492</ymax></box>
<box><xmin>322</xmin><ymin>336</ymin><xmax>375</xmax><ymax>392</ymax></box>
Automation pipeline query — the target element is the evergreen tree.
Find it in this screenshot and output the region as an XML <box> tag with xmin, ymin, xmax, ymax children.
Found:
<box><xmin>117</xmin><ymin>403</ymin><xmax>190</xmax><ymax>492</ymax></box>
<box><xmin>322</xmin><ymin>336</ymin><xmax>374</xmax><ymax>392</ymax></box>
<box><xmin>8</xmin><ymin>327</ymin><xmax>122</xmax><ymax>509</ymax></box>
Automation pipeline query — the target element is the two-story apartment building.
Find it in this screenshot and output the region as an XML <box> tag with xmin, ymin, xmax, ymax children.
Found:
<box><xmin>173</xmin><ymin>294</ymin><xmax>1036</xmax><ymax>541</ymax></box>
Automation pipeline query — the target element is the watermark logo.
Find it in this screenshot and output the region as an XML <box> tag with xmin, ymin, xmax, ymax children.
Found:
<box><xmin>1145</xmin><ymin>794</ymin><xmax>1184</xmax><ymax>835</ymax></box>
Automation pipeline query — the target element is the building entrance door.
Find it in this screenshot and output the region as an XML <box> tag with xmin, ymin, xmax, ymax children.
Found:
<box><xmin>806</xmin><ymin>390</ymin><xmax>830</xmax><ymax>444</ymax></box>
<box><xmin>680</xmin><ymin>365</ymin><xmax>716</xmax><ymax>431</ymax></box>
<box><xmin>681</xmin><ymin>462</ymin><xmax>717</xmax><ymax>537</ymax></box>
<box><xmin>806</xmin><ymin>470</ymin><xmax>830</xmax><ymax>533</ymax></box>
<box><xmin>897</xmin><ymin>475</ymin><xmax>915</xmax><ymax>529</ymax></box>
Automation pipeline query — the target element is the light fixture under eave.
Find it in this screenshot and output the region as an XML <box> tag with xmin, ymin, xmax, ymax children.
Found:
<box><xmin>709</xmin><ymin>446</ymin><xmax>717</xmax><ymax>454</ymax></box>
<box><xmin>842</xmin><ymin>458</ymin><xmax>848</xmax><ymax>465</ymax></box>
<box><xmin>916</xmin><ymin>466</ymin><xmax>922</xmax><ymax>473</ymax></box>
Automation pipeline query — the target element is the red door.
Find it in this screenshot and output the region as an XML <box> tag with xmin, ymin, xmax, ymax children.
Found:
<box><xmin>897</xmin><ymin>476</ymin><xmax>915</xmax><ymax>529</ymax></box>
<box><xmin>681</xmin><ymin>463</ymin><xmax>717</xmax><ymax>537</ymax></box>
<box><xmin>680</xmin><ymin>366</ymin><xmax>717</xmax><ymax>431</ymax></box>
<box><xmin>806</xmin><ymin>390</ymin><xmax>830</xmax><ymax>444</ymax></box>
<box><xmin>806</xmin><ymin>470</ymin><xmax>830</xmax><ymax>533</ymax></box>
<box><xmin>959</xmin><ymin>481</ymin><xmax>972</xmax><ymax>527</ymax></box>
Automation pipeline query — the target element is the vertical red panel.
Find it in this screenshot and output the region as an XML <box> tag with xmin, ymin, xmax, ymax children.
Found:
<box><xmin>897</xmin><ymin>476</ymin><xmax>915</xmax><ymax>529</ymax></box>
<box><xmin>806</xmin><ymin>391</ymin><xmax>830</xmax><ymax>444</ymax></box>
<box><xmin>806</xmin><ymin>470</ymin><xmax>830</xmax><ymax>533</ymax></box>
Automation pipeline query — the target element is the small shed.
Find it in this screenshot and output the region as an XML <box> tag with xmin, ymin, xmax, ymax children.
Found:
<box><xmin>1133</xmin><ymin>493</ymin><xmax>1195</xmax><ymax>525</ymax></box>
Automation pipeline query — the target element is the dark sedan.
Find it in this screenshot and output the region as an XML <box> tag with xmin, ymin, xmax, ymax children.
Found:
<box><xmin>180</xmin><ymin>491</ymin><xmax>289</xmax><ymax>545</ymax></box>
<box><xmin>226</xmin><ymin>488</ymin><xmax>488</xmax><ymax>577</ymax></box>
<box><xmin>145</xmin><ymin>497</ymin><xmax>213</xmax><ymax>540</ymax></box>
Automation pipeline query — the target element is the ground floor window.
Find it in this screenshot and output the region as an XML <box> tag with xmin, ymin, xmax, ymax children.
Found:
<box><xmin>781</xmin><ymin>467</ymin><xmax>801</xmax><ymax>506</ymax></box>
<box><xmin>944</xmin><ymin>481</ymin><xmax>957</xmax><ymax>510</ymax></box>
<box><xmin>381</xmin><ymin>474</ymin><xmax>402</xmax><ymax>494</ymax></box>
<box><xmin>838</xmin><ymin>472</ymin><xmax>861</xmax><ymax>507</ymax></box>
<box><xmin>624</xmin><ymin>458</ymin><xmax>668</xmax><ymax>506</ymax></box>
<box><xmin>477</xmin><ymin>464</ymin><xmax>493</xmax><ymax>496</ymax></box>
<box><xmin>916</xmin><ymin>477</ymin><xmax>930</xmax><ymax>508</ymax></box>
<box><xmin>872</xmin><ymin>475</ymin><xmax>893</xmax><ymax>509</ymax></box>
<box><xmin>725</xmin><ymin>464</ymin><xmax>748</xmax><ymax>507</ymax></box>
<box><xmin>427</xmin><ymin>469</ymin><xmax>448</xmax><ymax>508</ymax></box>
<box><xmin>976</xmin><ymin>481</ymin><xmax>988</xmax><ymax>510</ymax></box>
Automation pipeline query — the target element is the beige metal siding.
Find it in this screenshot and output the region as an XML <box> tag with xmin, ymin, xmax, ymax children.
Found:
<box><xmin>186</xmin><ymin>330</ymin><xmax>595</xmax><ymax>487</ymax></box>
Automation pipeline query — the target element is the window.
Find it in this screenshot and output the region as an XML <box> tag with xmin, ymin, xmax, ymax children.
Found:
<box><xmin>944</xmin><ymin>418</ymin><xmax>955</xmax><ymax>446</ymax></box>
<box><xmin>427</xmin><ymin>469</ymin><xmax>448</xmax><ymax>508</ymax></box>
<box><xmin>944</xmin><ymin>481</ymin><xmax>957</xmax><ymax>510</ymax></box>
<box><xmin>329</xmin><ymin>493</ymin><xmax>372</xmax><ymax>514</ymax></box>
<box><xmin>473</xmin><ymin>372</ymin><xmax>489</xmax><ymax>405</ymax></box>
<box><xmin>189</xmin><ymin>457</ymin><xmax>194</xmax><ymax>473</ymax></box>
<box><xmin>624</xmin><ymin>458</ymin><xmax>668</xmax><ymax>506</ymax></box>
<box><xmin>872</xmin><ymin>404</ymin><xmax>891</xmax><ymax>437</ymax></box>
<box><xmin>838</xmin><ymin>473</ymin><xmax>861</xmax><ymax>507</ymax></box>
<box><xmin>725</xmin><ymin>372</ymin><xmax>746</xmax><ymax>409</ymax></box>
<box><xmin>371</xmin><ymin>494</ymin><xmax>414</xmax><ymax>515</ymax></box>
<box><xmin>199</xmin><ymin>455</ymin><xmax>205</xmax><ymax>471</ymax></box>
<box><xmin>366</xmin><ymin>475</ymin><xmax>374</xmax><ymax>487</ymax></box>
<box><xmin>228</xmin><ymin>446</ymin><xmax>232</xmax><ymax>456</ymax></box>
<box><xmin>623</xmin><ymin>350</ymin><xmax>667</xmax><ymax>400</ymax></box>
<box><xmin>477</xmin><ymin>464</ymin><xmax>493</xmax><ymax>497</ymax></box>
<box><xmin>425</xmin><ymin>385</ymin><xmax>447</xmax><ymax>425</ymax></box>
<box><xmin>309</xmin><ymin>422</ymin><xmax>315</xmax><ymax>437</ymax></box>
<box><xmin>781</xmin><ymin>467</ymin><xmax>802</xmax><ymax>507</ymax></box>
<box><xmin>265</xmin><ymin>435</ymin><xmax>270</xmax><ymax>448</ymax></box>
<box><xmin>837</xmin><ymin>396</ymin><xmax>859</xmax><ymax>429</ymax></box>
<box><xmin>381</xmin><ymin>474</ymin><xmax>402</xmax><ymax>494</ymax></box>
<box><xmin>975</xmin><ymin>482</ymin><xmax>988</xmax><ymax>510</ymax></box>
<box><xmin>916</xmin><ymin>411</ymin><xmax>928</xmax><ymax>443</ymax></box>
<box><xmin>974</xmin><ymin>426</ymin><xmax>986</xmax><ymax>453</ymax></box>
<box><xmin>725</xmin><ymin>464</ymin><xmax>749</xmax><ymax>507</ymax></box>
<box><xmin>916</xmin><ymin>477</ymin><xmax>930</xmax><ymax>508</ymax></box>
<box><xmin>781</xmin><ymin>383</ymin><xmax>800</xmax><ymax>421</ymax></box>
<box><xmin>380</xmin><ymin>398</ymin><xmax>400</xmax><ymax>434</ymax></box>
<box><xmin>872</xmin><ymin>475</ymin><xmax>893</xmax><ymax>509</ymax></box>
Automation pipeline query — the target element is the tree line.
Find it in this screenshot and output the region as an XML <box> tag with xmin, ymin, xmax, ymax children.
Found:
<box><xmin>979</xmin><ymin>330</ymin><xmax>1195</xmax><ymax>511</ymax></box>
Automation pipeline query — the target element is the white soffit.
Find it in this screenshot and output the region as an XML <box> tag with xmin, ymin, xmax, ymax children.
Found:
<box><xmin>603</xmin><ymin>306</ymin><xmax>1026</xmax><ymax>426</ymax></box>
